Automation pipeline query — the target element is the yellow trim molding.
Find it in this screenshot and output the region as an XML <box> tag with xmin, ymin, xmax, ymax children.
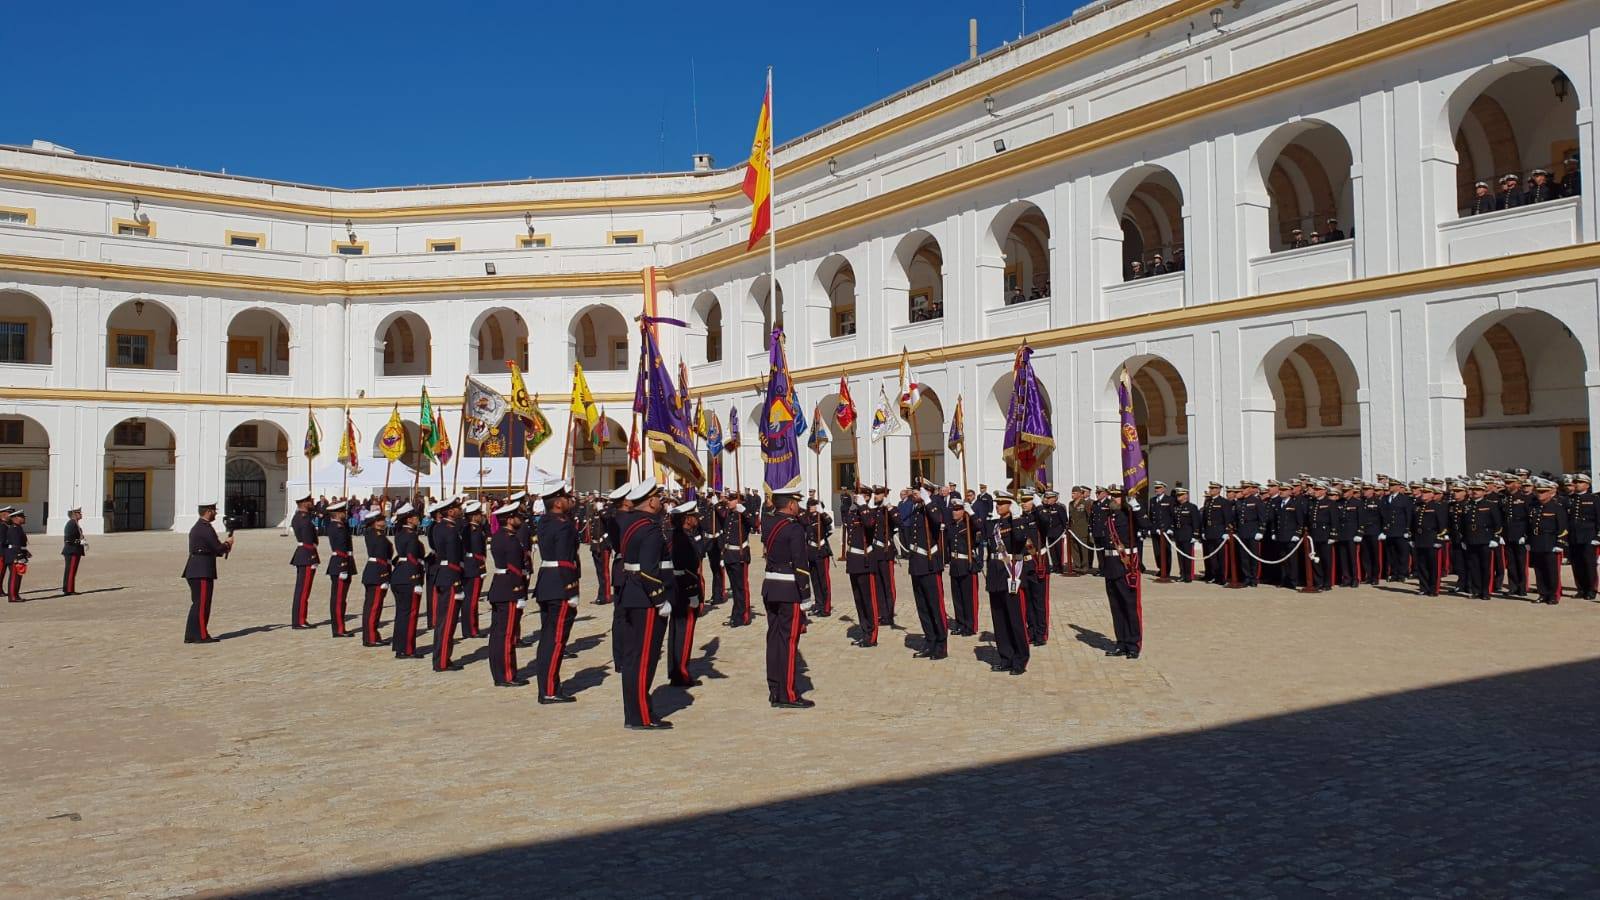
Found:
<box><xmin>225</xmin><ymin>230</ymin><xmax>266</xmax><ymax>249</ymax></box>
<box><xmin>516</xmin><ymin>233</ymin><xmax>552</xmax><ymax>249</ymax></box>
<box><xmin>426</xmin><ymin>237</ymin><xmax>462</xmax><ymax>252</ymax></box>
<box><xmin>112</xmin><ymin>217</ymin><xmax>156</xmax><ymax>238</ymax></box>
<box><xmin>3</xmin><ymin>241</ymin><xmax>1594</xmax><ymax>409</ymax></box>
<box><xmin>332</xmin><ymin>240</ymin><xmax>370</xmax><ymax>256</ymax></box>
<box><xmin>107</xmin><ymin>328</ymin><xmax>159</xmax><ymax>369</ymax></box>
<box><xmin>606</xmin><ymin>230</ymin><xmax>644</xmax><ymax>246</ymax></box>
<box><xmin>0</xmin><ymin>205</ymin><xmax>37</xmax><ymax>226</ymax></box>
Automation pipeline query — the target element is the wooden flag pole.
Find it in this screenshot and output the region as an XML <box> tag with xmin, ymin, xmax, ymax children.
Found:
<box><xmin>341</xmin><ymin>408</ymin><xmax>350</xmax><ymax>497</ymax></box>
<box><xmin>505</xmin><ymin>419</ymin><xmax>515</xmax><ymax>497</ymax></box>
<box><xmin>450</xmin><ymin>375</ymin><xmax>469</xmax><ymax>495</ymax></box>
<box><xmin>960</xmin><ymin>446</ymin><xmax>970</xmax><ymax>496</ymax></box>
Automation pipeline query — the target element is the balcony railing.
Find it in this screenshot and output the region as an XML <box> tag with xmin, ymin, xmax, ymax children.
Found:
<box><xmin>1249</xmin><ymin>240</ymin><xmax>1354</xmax><ymax>295</ymax></box>
<box><xmin>1099</xmin><ymin>274</ymin><xmax>1183</xmax><ymax>320</ymax></box>
<box><xmin>985</xmin><ymin>296</ymin><xmax>1052</xmax><ymax>336</ymax></box>
<box><xmin>1438</xmin><ymin>197</ymin><xmax>1579</xmax><ymax>265</ymax></box>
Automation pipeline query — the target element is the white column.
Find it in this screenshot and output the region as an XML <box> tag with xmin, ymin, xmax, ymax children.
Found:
<box><xmin>1576</xmin><ymin>106</ymin><xmax>1596</xmax><ymax>242</ymax></box>
<box><xmin>1239</xmin><ymin>397</ymin><xmax>1277</xmax><ymax>482</ymax></box>
<box><xmin>1427</xmin><ymin>383</ymin><xmax>1468</xmax><ymax>477</ymax></box>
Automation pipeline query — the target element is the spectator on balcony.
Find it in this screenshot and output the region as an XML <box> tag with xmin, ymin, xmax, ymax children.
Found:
<box><xmin>1525</xmin><ymin>168</ymin><xmax>1559</xmax><ymax>205</ymax></box>
<box><xmin>1289</xmin><ymin>228</ymin><xmax>1308</xmax><ymax>249</ymax></box>
<box><xmin>1149</xmin><ymin>253</ymin><xmax>1168</xmax><ymax>276</ymax></box>
<box><xmin>1323</xmin><ymin>218</ymin><xmax>1346</xmax><ymax>242</ymax></box>
<box><xmin>1468</xmin><ymin>181</ymin><xmax>1495</xmax><ymax>216</ymax></box>
<box><xmin>1171</xmin><ymin>247</ymin><xmax>1185</xmax><ymax>271</ymax></box>
<box><xmin>1127</xmin><ymin>260</ymin><xmax>1145</xmax><ymax>280</ymax></box>
<box><xmin>1007</xmin><ymin>286</ymin><xmax>1027</xmax><ymax>305</ymax></box>
<box><xmin>1561</xmin><ymin>155</ymin><xmax>1581</xmax><ymax>198</ymax></box>
<box><xmin>1497</xmin><ymin>173</ymin><xmax>1526</xmax><ymax>210</ymax></box>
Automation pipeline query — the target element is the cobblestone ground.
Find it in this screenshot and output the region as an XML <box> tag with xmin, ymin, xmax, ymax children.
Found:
<box><xmin>2</xmin><ymin>531</ymin><xmax>1598</xmax><ymax>898</ymax></box>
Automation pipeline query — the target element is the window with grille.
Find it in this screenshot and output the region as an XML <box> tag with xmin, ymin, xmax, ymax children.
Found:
<box><xmin>0</xmin><ymin>420</ymin><xmax>23</xmax><ymax>445</ymax></box>
<box><xmin>114</xmin><ymin>422</ymin><xmax>147</xmax><ymax>446</ymax></box>
<box><xmin>0</xmin><ymin>322</ymin><xmax>25</xmax><ymax>363</ymax></box>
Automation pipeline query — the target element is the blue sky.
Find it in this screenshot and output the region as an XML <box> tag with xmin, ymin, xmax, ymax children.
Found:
<box><xmin>2</xmin><ymin>0</ymin><xmax>1088</xmax><ymax>187</ymax></box>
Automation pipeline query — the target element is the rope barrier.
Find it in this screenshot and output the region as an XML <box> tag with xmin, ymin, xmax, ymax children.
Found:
<box><xmin>1232</xmin><ymin>535</ymin><xmax>1306</xmax><ymax>566</ymax></box>
<box><xmin>1156</xmin><ymin>531</ymin><xmax>1229</xmax><ymax>562</ymax></box>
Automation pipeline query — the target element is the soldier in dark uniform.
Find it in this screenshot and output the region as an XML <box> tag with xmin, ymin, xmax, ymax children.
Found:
<box><xmin>904</xmin><ymin>487</ymin><xmax>949</xmax><ymax>660</ymax></box>
<box><xmin>762</xmin><ymin>489</ymin><xmax>815</xmax><ymax>707</ymax></box>
<box><xmin>288</xmin><ymin>493</ymin><xmax>320</xmax><ymax>629</ymax></box>
<box><xmin>459</xmin><ymin>501</ymin><xmax>489</xmax><ymax>638</ymax></box>
<box><xmin>1094</xmin><ymin>487</ymin><xmax>1143</xmax><ymax>660</ymax></box>
<box><xmin>181</xmin><ymin>502</ymin><xmax>232</xmax><ymax>643</ymax></box>
<box><xmin>1039</xmin><ymin>490</ymin><xmax>1069</xmax><ymax>574</ymax></box>
<box><xmin>0</xmin><ymin>506</ymin><xmax>12</xmax><ymax>599</ymax></box>
<box><xmin>803</xmin><ymin>499</ymin><xmax>834</xmax><ymax>616</ymax></box>
<box><xmin>665</xmin><ymin>500</ymin><xmax>706</xmax><ymax>688</ymax></box>
<box><xmin>1170</xmin><ymin>487</ymin><xmax>1199</xmax><ymax>582</ymax></box>
<box><xmin>1381</xmin><ymin>480</ymin><xmax>1414</xmax><ymax>581</ymax></box>
<box><xmin>1200</xmin><ymin>483</ymin><xmax>1231</xmax><ymax>584</ymax></box>
<box><xmin>720</xmin><ymin>490</ymin><xmax>757</xmax><ymax>626</ymax></box>
<box><xmin>1353</xmin><ymin>483</ymin><xmax>1381</xmax><ymax>585</ymax></box>
<box><xmin>873</xmin><ymin>486</ymin><xmax>900</xmax><ymax>626</ymax></box>
<box><xmin>323</xmin><ymin>501</ymin><xmax>357</xmax><ymax>637</ymax></box>
<box><xmin>1148</xmin><ymin>482</ymin><xmax>1176</xmax><ymax>580</ymax></box>
<box><xmin>1288</xmin><ymin>227</ymin><xmax>1308</xmax><ymax>248</ymax></box>
<box><xmin>700</xmin><ymin>492</ymin><xmax>726</xmax><ymax>607</ymax></box>
<box><xmin>389</xmin><ymin>504</ymin><xmax>426</xmax><ymax>659</ymax></box>
<box><xmin>1232</xmin><ymin>482</ymin><xmax>1265</xmax><ymax>587</ymax></box>
<box><xmin>1467</xmin><ymin>181</ymin><xmax>1495</xmax><ymax>215</ymax></box>
<box><xmin>1301</xmin><ymin>482</ymin><xmax>1335</xmax><ymax>591</ymax></box>
<box><xmin>359</xmin><ymin>508</ymin><xmax>392</xmax><ymax>646</ymax></box>
<box><xmin>61</xmin><ymin>507</ymin><xmax>86</xmax><ymax>595</ymax></box>
<box><xmin>593</xmin><ymin>487</ymin><xmax>625</xmax><ymax>605</ymax></box>
<box><xmin>1067</xmin><ymin>486</ymin><xmax>1093</xmax><ymax>575</ymax></box>
<box><xmin>615</xmin><ymin>479</ymin><xmax>672</xmax><ymax>729</ymax></box>
<box><xmin>1561</xmin><ymin>155</ymin><xmax>1581</xmax><ymax>198</ymax></box>
<box><xmin>1412</xmin><ymin>482</ymin><xmax>1449</xmax><ymax>596</ymax></box>
<box><xmin>1461</xmin><ymin>480</ymin><xmax>1504</xmax><ymax>600</ymax></box>
<box><xmin>1017</xmin><ymin>491</ymin><xmax>1050</xmax><ymax>646</ymax></box>
<box><xmin>1331</xmin><ymin>483</ymin><xmax>1360</xmax><ymax>587</ymax></box>
<box><xmin>1567</xmin><ymin>473</ymin><xmax>1598</xmax><ymax>599</ymax></box>
<box><xmin>486</xmin><ymin>501</ymin><xmax>530</xmax><ymax>688</ymax></box>
<box><xmin>1525</xmin><ymin>168</ymin><xmax>1559</xmax><ymax>204</ymax></box>
<box><xmin>1497</xmin><ymin>173</ymin><xmax>1525</xmax><ymax>210</ymax></box>
<box><xmin>842</xmin><ymin>486</ymin><xmax>881</xmax><ymax>647</ymax></box>
<box><xmin>1322</xmin><ymin>218</ymin><xmax>1346</xmax><ymax>241</ymax></box>
<box><xmin>1528</xmin><ymin>478</ymin><xmax>1569</xmax><ymax>604</ymax></box>
<box><xmin>984</xmin><ymin>492</ymin><xmax>1029</xmax><ymax>675</ymax></box>
<box><xmin>946</xmin><ymin>499</ymin><xmax>980</xmax><ymax>636</ymax></box>
<box><xmin>430</xmin><ymin>499</ymin><xmax>466</xmax><ymax>672</ymax></box>
<box><xmin>2</xmin><ymin>509</ymin><xmax>28</xmax><ymax>602</ymax></box>
<box><xmin>533</xmin><ymin>482</ymin><xmax>581</xmax><ymax>702</ymax></box>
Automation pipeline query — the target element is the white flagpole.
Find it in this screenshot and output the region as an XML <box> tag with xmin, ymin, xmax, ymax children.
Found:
<box><xmin>767</xmin><ymin>66</ymin><xmax>777</xmax><ymax>334</ymax></box>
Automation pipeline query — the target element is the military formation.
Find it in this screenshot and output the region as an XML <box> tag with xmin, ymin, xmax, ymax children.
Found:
<box><xmin>5</xmin><ymin>464</ymin><xmax>1596</xmax><ymax>730</ymax></box>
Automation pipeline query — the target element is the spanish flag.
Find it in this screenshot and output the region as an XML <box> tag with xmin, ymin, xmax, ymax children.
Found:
<box><xmin>742</xmin><ymin>70</ymin><xmax>772</xmax><ymax>251</ymax></box>
<box><xmin>570</xmin><ymin>363</ymin><xmax>600</xmax><ymax>432</ymax></box>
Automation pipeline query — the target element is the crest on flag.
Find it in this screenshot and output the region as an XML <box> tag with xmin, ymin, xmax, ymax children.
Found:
<box><xmin>1117</xmin><ymin>366</ymin><xmax>1149</xmax><ymax>496</ymax></box>
<box><xmin>379</xmin><ymin>405</ymin><xmax>407</xmax><ymax>462</ymax></box>
<box><xmin>947</xmin><ymin>395</ymin><xmax>966</xmax><ymax>457</ymax></box>
<box><xmin>337</xmin><ymin>413</ymin><xmax>362</xmax><ymax>475</ymax></box>
<box><xmin>506</xmin><ymin>361</ymin><xmax>535</xmax><ymax>420</ymax></box>
<box><xmin>464</xmin><ymin>377</ymin><xmax>508</xmax><ymax>445</ymax></box>
<box><xmin>807</xmin><ymin>402</ymin><xmax>830</xmax><ymax>454</ymax></box>
<box><xmin>833</xmin><ymin>377</ymin><xmax>857</xmax><ymax>431</ymax></box>
<box><xmin>896</xmin><ymin>348</ymin><xmax>922</xmax><ymax>418</ymax></box>
<box><xmin>303</xmin><ymin>409</ymin><xmax>321</xmax><ymax>459</ymax></box>
<box><xmin>524</xmin><ymin>402</ymin><xmax>554</xmax><ymax>454</ymax></box>
<box><xmin>870</xmin><ymin>385</ymin><xmax>903</xmax><ymax>443</ymax></box>
<box><xmin>570</xmin><ymin>364</ymin><xmax>601</xmax><ymax>432</ymax></box>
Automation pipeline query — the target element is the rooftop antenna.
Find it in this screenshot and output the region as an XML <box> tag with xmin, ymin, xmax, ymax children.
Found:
<box><xmin>1020</xmin><ymin>0</ymin><xmax>1026</xmax><ymax>38</ymax></box>
<box><xmin>691</xmin><ymin>58</ymin><xmax>702</xmax><ymax>154</ymax></box>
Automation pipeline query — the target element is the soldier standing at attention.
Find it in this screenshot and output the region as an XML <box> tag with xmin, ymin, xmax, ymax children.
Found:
<box><xmin>1200</xmin><ymin>483</ymin><xmax>1231</xmax><ymax>585</ymax></box>
<box><xmin>4</xmin><ymin>509</ymin><xmax>30</xmax><ymax>602</ymax></box>
<box><xmin>762</xmin><ymin>489</ymin><xmax>814</xmax><ymax>707</ymax></box>
<box><xmin>1356</xmin><ymin>483</ymin><xmax>1383</xmax><ymax>585</ymax></box>
<box><xmin>389</xmin><ymin>505</ymin><xmax>426</xmax><ymax>659</ymax></box>
<box><xmin>1333</xmin><ymin>483</ymin><xmax>1361</xmax><ymax>587</ymax></box>
<box><xmin>1500</xmin><ymin>475</ymin><xmax>1531</xmax><ymax>597</ymax></box>
<box><xmin>720</xmin><ymin>490</ymin><xmax>756</xmax><ymax>627</ymax></box>
<box><xmin>430</xmin><ymin>498</ymin><xmax>466</xmax><ymax>672</ymax></box>
<box><xmin>1528</xmin><ymin>478</ymin><xmax>1569</xmax><ymax>604</ymax></box>
<box><xmin>904</xmin><ymin>486</ymin><xmax>949</xmax><ymax>660</ymax></box>
<box><xmin>985</xmin><ymin>492</ymin><xmax>1029</xmax><ymax>675</ymax></box>
<box><xmin>61</xmin><ymin>506</ymin><xmax>86</xmax><ymax>595</ymax></box>
<box><xmin>1273</xmin><ymin>483</ymin><xmax>1305</xmax><ymax>590</ymax></box>
<box><xmin>1497</xmin><ymin>173</ymin><xmax>1526</xmax><ymax>209</ymax></box>
<box><xmin>1067</xmin><ymin>486</ymin><xmax>1093</xmax><ymax>575</ymax></box>
<box><xmin>666</xmin><ymin>500</ymin><xmax>706</xmax><ymax>688</ymax></box>
<box><xmin>359</xmin><ymin>508</ymin><xmax>392</xmax><ymax>646</ymax></box>
<box><xmin>181</xmin><ymin>502</ymin><xmax>232</xmax><ymax>643</ymax></box>
<box><xmin>1467</xmin><ymin>181</ymin><xmax>1495</xmax><ymax>215</ymax></box>
<box><xmin>1017</xmin><ymin>490</ymin><xmax>1050</xmax><ymax>646</ymax></box>
<box><xmin>533</xmin><ymin>481</ymin><xmax>580</xmax><ymax>703</ymax></box>
<box><xmin>288</xmin><ymin>493</ymin><xmax>320</xmax><ymax>629</ymax></box>
<box><xmin>1232</xmin><ymin>482</ymin><xmax>1265</xmax><ymax>587</ymax></box>
<box><xmin>843</xmin><ymin>486</ymin><xmax>881</xmax><ymax>648</ymax></box>
<box><xmin>1561</xmin><ymin>155</ymin><xmax>1582</xmax><ymax>198</ymax></box>
<box><xmin>458</xmin><ymin>501</ymin><xmax>488</xmax><ymax>638</ymax></box>
<box><xmin>1094</xmin><ymin>487</ymin><xmax>1143</xmax><ymax>661</ymax></box>
<box><xmin>1412</xmin><ymin>482</ymin><xmax>1449</xmax><ymax>596</ymax></box>
<box><xmin>486</xmin><ymin>501</ymin><xmax>530</xmax><ymax>688</ymax></box>
<box><xmin>803</xmin><ymin>499</ymin><xmax>833</xmax><ymax>616</ymax></box>
<box><xmin>1170</xmin><ymin>487</ymin><xmax>1200</xmax><ymax>583</ymax></box>
<box><xmin>1148</xmin><ymin>482</ymin><xmax>1176</xmax><ymax>580</ymax></box>
<box><xmin>1381</xmin><ymin>480</ymin><xmax>1414</xmax><ymax>582</ymax></box>
<box><xmin>324</xmin><ymin>501</ymin><xmax>357</xmax><ymax>637</ymax></box>
<box><xmin>873</xmin><ymin>485</ymin><xmax>900</xmax><ymax>627</ymax></box>
<box><xmin>616</xmin><ymin>479</ymin><xmax>673</xmax><ymax>730</ymax></box>
<box><xmin>1462</xmin><ymin>481</ymin><xmax>1504</xmax><ymax>600</ymax></box>
<box><xmin>1566</xmin><ymin>473</ymin><xmax>1598</xmax><ymax>599</ymax></box>
<box><xmin>700</xmin><ymin>492</ymin><xmax>726</xmax><ymax>607</ymax></box>
<box><xmin>946</xmin><ymin>499</ymin><xmax>980</xmax><ymax>636</ymax></box>
<box><xmin>0</xmin><ymin>506</ymin><xmax>12</xmax><ymax>599</ymax></box>
<box><xmin>1305</xmin><ymin>482</ymin><xmax>1337</xmax><ymax>591</ymax></box>
<box><xmin>1040</xmin><ymin>490</ymin><xmax>1069</xmax><ymax>574</ymax></box>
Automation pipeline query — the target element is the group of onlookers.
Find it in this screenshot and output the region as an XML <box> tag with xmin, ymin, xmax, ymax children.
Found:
<box><xmin>1467</xmin><ymin>154</ymin><xmax>1581</xmax><ymax>215</ymax></box>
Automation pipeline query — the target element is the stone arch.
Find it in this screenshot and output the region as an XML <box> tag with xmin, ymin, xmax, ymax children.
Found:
<box><xmin>747</xmin><ymin>275</ymin><xmax>785</xmax><ymax>350</ymax></box>
<box><xmin>0</xmin><ymin>288</ymin><xmax>53</xmax><ymax>366</ymax></box>
<box><xmin>570</xmin><ymin>414</ymin><xmax>630</xmax><ymax>493</ymax></box>
<box><xmin>225</xmin><ymin>307</ymin><xmax>292</xmax><ymax>375</ymax></box>
<box><xmin>690</xmin><ymin>291</ymin><xmax>723</xmax><ymax>364</ymax></box>
<box><xmin>1102</xmin><ymin>165</ymin><xmax>1185</xmax><ymax>281</ymax></box>
<box><xmin>988</xmin><ymin>200</ymin><xmax>1053</xmax><ymax>306</ymax></box>
<box><xmin>909</xmin><ymin>387</ymin><xmax>946</xmax><ymax>484</ymax></box>
<box><xmin>106</xmin><ymin>298</ymin><xmax>180</xmax><ymax>370</ymax></box>
<box><xmin>569</xmin><ymin>304</ymin><xmax>631</xmax><ymax>372</ymax></box>
<box><xmin>226</xmin><ymin>418</ymin><xmax>291</xmax><ymax>528</ymax></box>
<box><xmin>815</xmin><ymin>254</ymin><xmax>858</xmax><ymax>338</ymax></box>
<box><xmin>888</xmin><ymin>230</ymin><xmax>944</xmax><ymax>327</ymax></box>
<box><xmin>1443</xmin><ymin>58</ymin><xmax>1581</xmax><ymax>215</ymax></box>
<box><xmin>377</xmin><ymin>311</ymin><xmax>432</xmax><ymax>377</ymax></box>
<box><xmin>103</xmin><ymin>415</ymin><xmax>178</xmax><ymax>532</ymax></box>
<box><xmin>1249</xmin><ymin>120</ymin><xmax>1356</xmax><ymax>251</ymax></box>
<box><xmin>471</xmin><ymin>307</ymin><xmax>529</xmax><ymax>373</ymax></box>
<box><xmin>1447</xmin><ymin>309</ymin><xmax>1586</xmax><ymax>473</ymax></box>
<box><xmin>813</xmin><ymin>391</ymin><xmax>859</xmax><ymax>491</ymax></box>
<box><xmin>1258</xmin><ymin>336</ymin><xmax>1362</xmax><ymax>478</ymax></box>
<box><xmin>0</xmin><ymin>412</ymin><xmax>50</xmax><ymax>531</ymax></box>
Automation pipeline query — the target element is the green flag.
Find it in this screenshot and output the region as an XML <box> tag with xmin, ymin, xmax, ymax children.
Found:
<box><xmin>419</xmin><ymin>387</ymin><xmax>437</xmax><ymax>462</ymax></box>
<box><xmin>303</xmin><ymin>408</ymin><xmax>321</xmax><ymax>459</ymax></box>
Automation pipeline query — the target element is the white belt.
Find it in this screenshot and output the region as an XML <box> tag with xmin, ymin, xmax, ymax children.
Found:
<box><xmin>661</xmin><ymin>563</ymin><xmax>675</xmax><ymax>572</ymax></box>
<box><xmin>726</xmin><ymin>541</ymin><xmax>749</xmax><ymax>550</ymax></box>
<box><xmin>848</xmin><ymin>547</ymin><xmax>866</xmax><ymax>555</ymax></box>
<box><xmin>764</xmin><ymin>572</ymin><xmax>795</xmax><ymax>581</ymax></box>
<box><xmin>951</xmin><ymin>552</ymin><xmax>970</xmax><ymax>560</ymax></box>
<box><xmin>494</xmin><ymin>568</ymin><xmax>508</xmax><ymax>575</ymax></box>
<box><xmin>672</xmin><ymin>569</ymin><xmax>690</xmax><ymax>576</ymax></box>
<box><xmin>539</xmin><ymin>561</ymin><xmax>567</xmax><ymax>569</ymax></box>
<box><xmin>808</xmin><ymin>541</ymin><xmax>826</xmax><ymax>548</ymax></box>
<box><xmin>873</xmin><ymin>541</ymin><xmax>886</xmax><ymax>547</ymax></box>
<box><xmin>623</xmin><ymin>563</ymin><xmax>642</xmax><ymax>572</ymax></box>
<box><xmin>910</xmin><ymin>546</ymin><xmax>929</xmax><ymax>555</ymax></box>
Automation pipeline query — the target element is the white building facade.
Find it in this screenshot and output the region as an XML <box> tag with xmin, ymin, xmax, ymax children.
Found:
<box><xmin>2</xmin><ymin>0</ymin><xmax>1597</xmax><ymax>533</ymax></box>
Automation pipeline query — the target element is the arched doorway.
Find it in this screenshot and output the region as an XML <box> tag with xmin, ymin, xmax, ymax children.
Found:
<box><xmin>226</xmin><ymin>308</ymin><xmax>292</xmax><ymax>375</ymax></box>
<box><xmin>570</xmin><ymin>415</ymin><xmax>629</xmax><ymax>493</ymax></box>
<box><xmin>817</xmin><ymin>255</ymin><xmax>857</xmax><ymax>337</ymax></box>
<box><xmin>888</xmin><ymin>231</ymin><xmax>944</xmax><ymax>327</ymax></box>
<box><xmin>0</xmin><ymin>414</ymin><xmax>49</xmax><ymax>532</ymax></box>
<box><xmin>106</xmin><ymin>299</ymin><xmax>179</xmax><ymax>370</ymax></box>
<box><xmin>104</xmin><ymin>417</ymin><xmax>176</xmax><ymax>532</ymax></box>
<box><xmin>1262</xmin><ymin>338</ymin><xmax>1361</xmax><ymax>479</ymax></box>
<box><xmin>1453</xmin><ymin>310</ymin><xmax>1587</xmax><ymax>474</ymax></box>
<box><xmin>570</xmin><ymin>306</ymin><xmax>630</xmax><ymax>371</ymax></box>
<box><xmin>378</xmin><ymin>312</ymin><xmax>432</xmax><ymax>377</ymax></box>
<box><xmin>473</xmin><ymin>308</ymin><xmax>529</xmax><ymax>373</ymax></box>
<box><xmin>0</xmin><ymin>290</ymin><xmax>52</xmax><ymax>366</ymax></box>
<box><xmin>747</xmin><ymin>276</ymin><xmax>785</xmax><ymax>350</ymax></box>
<box><xmin>691</xmin><ymin>292</ymin><xmax>723</xmax><ymax>364</ymax></box>
<box><xmin>909</xmin><ymin>388</ymin><xmax>946</xmax><ymax>484</ymax></box>
<box><xmin>1108</xmin><ymin>166</ymin><xmax>1185</xmax><ymax>281</ymax></box>
<box><xmin>993</xmin><ymin>202</ymin><xmax>1052</xmax><ymax>305</ymax></box>
<box><xmin>1449</xmin><ymin>60</ymin><xmax>1579</xmax><ymax>216</ymax></box>
<box><xmin>226</xmin><ymin>420</ymin><xmax>290</xmax><ymax>527</ymax></box>
<box><xmin>1124</xmin><ymin>358</ymin><xmax>1191</xmax><ymax>490</ymax></box>
<box><xmin>1255</xmin><ymin>121</ymin><xmax>1356</xmax><ymax>252</ymax></box>
<box><xmin>225</xmin><ymin>458</ymin><xmax>267</xmax><ymax>529</ymax></box>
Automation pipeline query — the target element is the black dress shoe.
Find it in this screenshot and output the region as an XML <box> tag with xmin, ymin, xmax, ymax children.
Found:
<box><xmin>539</xmin><ymin>693</ymin><xmax>578</xmax><ymax>704</ymax></box>
<box><xmin>669</xmin><ymin>678</ymin><xmax>702</xmax><ymax>687</ymax></box>
<box><xmin>1009</xmin><ymin>667</ymin><xmax>1026</xmax><ymax>676</ymax></box>
<box><xmin>1124</xmin><ymin>651</ymin><xmax>1141</xmax><ymax>660</ymax></box>
<box><xmin>362</xmin><ymin>641</ymin><xmax>383</xmax><ymax>647</ymax></box>
<box><xmin>912</xmin><ymin>649</ymin><xmax>931</xmax><ymax>658</ymax></box>
<box><xmin>990</xmin><ymin>663</ymin><xmax>1009</xmax><ymax>671</ymax></box>
<box><xmin>625</xmin><ymin>721</ymin><xmax>673</xmax><ymax>730</ymax></box>
<box><xmin>436</xmin><ymin>663</ymin><xmax>465</xmax><ymax>672</ymax></box>
<box><xmin>1105</xmin><ymin>646</ymin><xmax>1126</xmax><ymax>657</ymax></box>
<box><xmin>494</xmin><ymin>680</ymin><xmax>527</xmax><ymax>688</ymax></box>
<box><xmin>407</xmin><ymin>652</ymin><xmax>428</xmax><ymax>659</ymax></box>
<box><xmin>332</xmin><ymin>632</ymin><xmax>356</xmax><ymax>638</ymax></box>
<box><xmin>859</xmin><ymin>640</ymin><xmax>877</xmax><ymax>648</ymax></box>
<box><xmin>771</xmin><ymin>698</ymin><xmax>816</xmax><ymax>709</ymax></box>
<box><xmin>930</xmin><ymin>649</ymin><xmax>948</xmax><ymax>660</ymax></box>
<box><xmin>200</xmin><ymin>637</ymin><xmax>221</xmax><ymax>643</ymax></box>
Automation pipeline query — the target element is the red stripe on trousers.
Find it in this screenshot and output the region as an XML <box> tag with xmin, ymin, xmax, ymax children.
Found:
<box><xmin>503</xmin><ymin>605</ymin><xmax>517</xmax><ymax>683</ymax></box>
<box><xmin>547</xmin><ymin>600</ymin><xmax>568</xmax><ymax>693</ymax></box>
<box><xmin>867</xmin><ymin>576</ymin><xmax>880</xmax><ymax>643</ymax></box>
<box><xmin>638</xmin><ymin>608</ymin><xmax>656</xmax><ymax>724</ymax></box>
<box><xmin>970</xmin><ymin>576</ymin><xmax>980</xmax><ymax>631</ymax></box>
<box><xmin>1016</xmin><ymin>585</ymin><xmax>1029</xmax><ymax>639</ymax></box>
<box><xmin>934</xmin><ymin>575</ymin><xmax>947</xmax><ymax>631</ymax></box>
<box><xmin>66</xmin><ymin>556</ymin><xmax>79</xmax><ymax>593</ymax></box>
<box><xmin>681</xmin><ymin>600</ymin><xmax>697</xmax><ymax>674</ymax></box>
<box><xmin>785</xmin><ymin>603</ymin><xmax>800</xmax><ymax>701</ymax></box>
<box><xmin>367</xmin><ymin>587</ymin><xmax>386</xmax><ymax>642</ymax></box>
<box><xmin>199</xmin><ymin>579</ymin><xmax>211</xmax><ymax>640</ymax></box>
<box><xmin>296</xmin><ymin>569</ymin><xmax>313</xmax><ymax>624</ymax></box>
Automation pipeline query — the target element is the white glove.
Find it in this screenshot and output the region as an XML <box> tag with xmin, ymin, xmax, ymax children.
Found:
<box><xmin>1354</xmin><ymin>536</ymin><xmax>1363</xmax><ymax>543</ymax></box>
<box><xmin>1377</xmin><ymin>533</ymin><xmax>1386</xmax><ymax>541</ymax></box>
<box><xmin>567</xmin><ymin>597</ymin><xmax>579</xmax><ymax>608</ymax></box>
<box><xmin>656</xmin><ymin>600</ymin><xmax>672</xmax><ymax>617</ymax></box>
<box><xmin>689</xmin><ymin>597</ymin><xmax>701</xmax><ymax>609</ymax></box>
<box><xmin>515</xmin><ymin>600</ymin><xmax>525</xmax><ymax>609</ymax></box>
<box><xmin>339</xmin><ymin>573</ymin><xmax>350</xmax><ymax>581</ymax></box>
<box><xmin>1403</xmin><ymin>533</ymin><xmax>1411</xmax><ymax>539</ymax></box>
<box><xmin>1518</xmin><ymin>537</ymin><xmax>1526</xmax><ymax>545</ymax></box>
<box><xmin>1126</xmin><ymin>498</ymin><xmax>1140</xmax><ymax>511</ymax></box>
<box><xmin>1488</xmin><ymin>539</ymin><xmax>1498</xmax><ymax>548</ymax></box>
<box><xmin>1163</xmin><ymin>529</ymin><xmax>1173</xmax><ymax>536</ymax></box>
<box><xmin>1591</xmin><ymin>540</ymin><xmax>1599</xmax><ymax>547</ymax></box>
<box><xmin>1253</xmin><ymin>533</ymin><xmax>1263</xmax><ymax>541</ymax></box>
<box><xmin>800</xmin><ymin>600</ymin><xmax>815</xmax><ymax>613</ymax></box>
